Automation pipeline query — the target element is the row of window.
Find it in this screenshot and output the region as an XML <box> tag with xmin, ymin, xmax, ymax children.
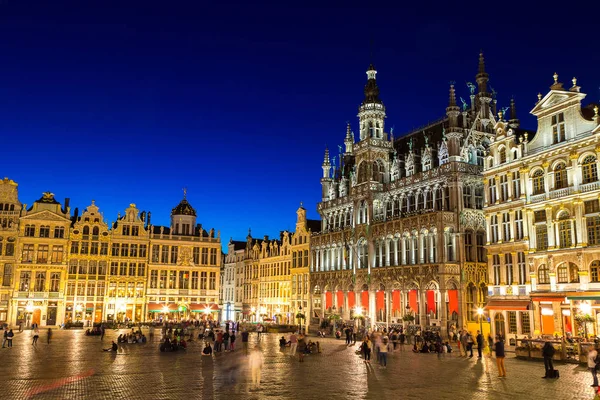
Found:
<box><xmin>489</xmin><ymin>210</ymin><xmax>525</xmax><ymax>243</ymax></box>
<box><xmin>18</xmin><ymin>271</ymin><xmax>61</xmax><ymax>292</ymax></box>
<box><xmin>292</xmin><ymin>250</ymin><xmax>309</xmax><ymax>268</ymax></box>
<box><xmin>488</xmin><ymin>172</ymin><xmax>521</xmax><ymax>203</ymax></box>
<box><xmin>291</xmin><ymin>273</ymin><xmax>309</xmax><ymax>295</ymax></box>
<box><xmin>260</xmin><ymin>262</ymin><xmax>290</xmax><ymax>278</ymax></box>
<box><xmin>537</xmin><ymin>261</ymin><xmax>600</xmax><ymax>284</ymax></box>
<box><xmin>149</xmin><ymin>270</ymin><xmax>217</xmax><ymax>290</ymax></box>
<box><xmin>260</xmin><ymin>281</ymin><xmax>289</xmax><ymax>300</ymax></box>
<box><xmin>531</xmin><ymin>155</ymin><xmax>598</xmax><ymax>195</ymax></box>
<box><xmin>491</xmin><ymin>252</ymin><xmax>528</xmax><ymax>285</ymax></box>
<box><xmin>71</xmin><ymin>242</ymin><xmax>110</xmax><ymax>256</ymax></box>
<box><xmin>150</xmin><ymin>245</ymin><xmax>218</xmax><ymax>265</ymax></box>
<box><xmin>23</xmin><ymin>225</ymin><xmax>65</xmax><ymax>238</ymax></box>
<box><xmin>21</xmin><ymin>245</ymin><xmax>64</xmax><ymax>264</ymax></box>
<box><xmin>66</xmin><ymin>281</ymin><xmax>106</xmax><ymax>297</ymax></box>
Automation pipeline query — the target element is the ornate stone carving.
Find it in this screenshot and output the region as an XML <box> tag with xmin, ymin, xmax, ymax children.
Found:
<box><xmin>459</xmin><ymin>209</ymin><xmax>486</xmax><ymax>230</ymax></box>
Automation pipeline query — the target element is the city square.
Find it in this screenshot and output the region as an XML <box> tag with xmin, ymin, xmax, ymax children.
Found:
<box><xmin>0</xmin><ymin>328</ymin><xmax>596</xmax><ymax>399</ymax></box>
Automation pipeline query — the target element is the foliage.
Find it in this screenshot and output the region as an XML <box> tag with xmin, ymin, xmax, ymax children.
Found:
<box><xmin>575</xmin><ymin>313</ymin><xmax>595</xmax><ymax>323</ymax></box>
<box><xmin>352</xmin><ymin>314</ymin><xmax>365</xmax><ymax>320</ymax></box>
<box><xmin>328</xmin><ymin>314</ymin><xmax>341</xmax><ymax>321</ymax></box>
<box><xmin>402</xmin><ymin>314</ymin><xmax>415</xmax><ymax>322</ymax></box>
<box><xmin>295</xmin><ymin>313</ymin><xmax>306</xmax><ymax>320</ymax></box>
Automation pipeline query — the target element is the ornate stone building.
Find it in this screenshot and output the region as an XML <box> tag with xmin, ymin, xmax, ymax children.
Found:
<box><xmin>310</xmin><ymin>56</ymin><xmax>495</xmax><ymax>336</ymax></box>
<box><xmin>147</xmin><ymin>195</ymin><xmax>222</xmax><ymax>321</ymax></box>
<box><xmin>484</xmin><ymin>73</ymin><xmax>600</xmax><ymax>338</ymax></box>
<box><xmin>12</xmin><ymin>192</ymin><xmax>71</xmax><ymax>326</ymax></box>
<box><xmin>222</xmin><ymin>239</ymin><xmax>247</xmax><ymax>322</ymax></box>
<box><xmin>66</xmin><ymin>201</ymin><xmax>110</xmax><ymax>324</ymax></box>
<box><xmin>0</xmin><ymin>178</ymin><xmax>21</xmax><ymax>325</ymax></box>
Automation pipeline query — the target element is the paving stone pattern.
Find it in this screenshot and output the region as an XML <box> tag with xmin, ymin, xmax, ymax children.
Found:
<box><xmin>0</xmin><ymin>329</ymin><xmax>595</xmax><ymax>399</ymax></box>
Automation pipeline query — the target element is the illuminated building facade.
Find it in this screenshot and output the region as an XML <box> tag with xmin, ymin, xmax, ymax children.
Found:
<box><xmin>310</xmin><ymin>56</ymin><xmax>494</xmax><ymax>336</ymax></box>
<box><xmin>0</xmin><ymin>178</ymin><xmax>21</xmax><ymax>325</ymax></box>
<box><xmin>222</xmin><ymin>239</ymin><xmax>246</xmax><ymax>322</ymax></box>
<box><xmin>146</xmin><ymin>195</ymin><xmax>222</xmax><ymax>321</ymax></box>
<box><xmin>484</xmin><ymin>73</ymin><xmax>600</xmax><ymax>338</ymax></box>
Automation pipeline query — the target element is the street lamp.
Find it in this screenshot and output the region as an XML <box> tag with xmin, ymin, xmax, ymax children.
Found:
<box><xmin>25</xmin><ymin>303</ymin><xmax>34</xmax><ymax>328</ymax></box>
<box><xmin>298</xmin><ymin>305</ymin><xmax>303</xmax><ymax>334</ymax></box>
<box><xmin>477</xmin><ymin>307</ymin><xmax>484</xmax><ymax>334</ymax></box>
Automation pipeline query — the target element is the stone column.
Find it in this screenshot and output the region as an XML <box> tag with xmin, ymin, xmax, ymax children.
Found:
<box><xmin>429</xmin><ymin>235</ymin><xmax>434</xmax><ymax>263</ymax></box>
<box><xmin>485</xmin><ymin>216</ymin><xmax>492</xmax><ymax>244</ymax></box>
<box><xmin>393</xmin><ymin>238</ymin><xmax>399</xmax><ymax>266</ymax></box>
<box><xmin>507</xmin><ymin>173</ymin><xmax>513</xmax><ymax>199</ymax></box>
<box><xmin>520</xmin><ymin>167</ymin><xmax>529</xmax><ymax>200</ymax></box>
<box><xmin>386</xmin><ymin>290</ymin><xmax>391</xmax><ymax>327</ymax></box>
<box><xmin>419</xmin><ymin>289</ymin><xmax>427</xmax><ymax>327</ymax></box>
<box><xmin>546</xmin><ymin>207</ymin><xmax>556</xmax><ymax>249</ymax></box>
<box><xmin>570</xmin><ymin>152</ymin><xmax>580</xmax><ymax>192</ymax></box>
<box><xmin>419</xmin><ymin>233</ymin><xmax>425</xmax><ymax>264</ymax></box>
<box><xmin>498</xmin><ymin>252</ymin><xmax>506</xmax><ymax>285</ymax></box>
<box><xmin>378</xmin><ymin>241</ymin><xmax>383</xmax><ymax>268</ymax></box>
<box><xmin>343</xmin><ymin>292</ymin><xmax>350</xmax><ymax>320</ymax></box>
<box><xmin>570</xmin><ymin>219</ymin><xmax>576</xmax><ymax>248</ymax></box>
<box><xmin>574</xmin><ymin>199</ymin><xmax>585</xmax><ymax>246</ymax></box>
<box><xmin>385</xmin><ymin>239</ymin><xmax>391</xmax><ymax>266</ymax></box>
<box><xmin>369</xmin><ymin>291</ymin><xmax>376</xmax><ymax>328</ymax></box>
<box><xmin>440</xmin><ymin>289</ymin><xmax>448</xmax><ymax>338</ymax></box>
<box><xmin>483</xmin><ymin>178</ymin><xmax>489</xmax><ymax>207</ymax></box>
<box><xmin>509</xmin><ymin>210</ymin><xmax>515</xmax><ymax>242</ymax></box>
<box><xmin>401</xmin><ymin>238</ymin><xmax>407</xmax><ymax>265</ymax></box>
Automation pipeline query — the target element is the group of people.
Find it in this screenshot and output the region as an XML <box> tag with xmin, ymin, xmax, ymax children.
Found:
<box><xmin>117</xmin><ymin>328</ymin><xmax>147</xmax><ymax>344</ymax></box>
<box><xmin>2</xmin><ymin>326</ymin><xmax>52</xmax><ymax>347</ymax></box>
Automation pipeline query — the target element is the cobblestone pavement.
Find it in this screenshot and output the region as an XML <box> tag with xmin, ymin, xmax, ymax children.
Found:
<box><xmin>0</xmin><ymin>328</ymin><xmax>595</xmax><ymax>399</ymax></box>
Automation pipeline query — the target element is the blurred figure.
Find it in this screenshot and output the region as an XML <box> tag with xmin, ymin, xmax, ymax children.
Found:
<box><xmin>248</xmin><ymin>349</ymin><xmax>264</xmax><ymax>390</ymax></box>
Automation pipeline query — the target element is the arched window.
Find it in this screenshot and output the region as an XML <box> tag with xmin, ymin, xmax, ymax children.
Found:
<box><xmin>556</xmin><ymin>263</ymin><xmax>568</xmax><ymax>283</ymax></box>
<box><xmin>466</xmin><ymin>283</ymin><xmax>477</xmax><ymax>321</ymax></box>
<box><xmin>554</xmin><ymin>163</ymin><xmax>567</xmax><ymax>189</ymax></box>
<box><xmin>92</xmin><ymin>226</ymin><xmax>99</xmax><ymax>237</ymax></box>
<box><xmin>358</xmin><ymin>162</ymin><xmax>368</xmax><ymax>184</ymax></box>
<box><xmin>401</xmin><ymin>196</ymin><xmax>408</xmax><ymax>214</ymax></box>
<box><xmin>386</xmin><ymin>199</ymin><xmax>393</xmax><ymax>219</ymax></box>
<box><xmin>538</xmin><ymin>264</ymin><xmax>549</xmax><ymax>284</ymax></box>
<box><xmin>499</xmin><ymin>147</ymin><xmax>507</xmax><ymax>164</ymax></box>
<box><xmin>569</xmin><ymin>262</ymin><xmax>580</xmax><ymax>283</ymax></box>
<box><xmin>582</xmin><ymin>155</ymin><xmax>598</xmax><ymax>184</ymax></box>
<box><xmin>425</xmin><ymin>191</ymin><xmax>433</xmax><ymax>209</ymax></box>
<box><xmin>417</xmin><ymin>192</ymin><xmax>424</xmax><ymax>210</ymax></box>
<box><xmin>435</xmin><ymin>187</ymin><xmax>443</xmax><ymax>210</ymax></box>
<box><xmin>532</xmin><ymin>170</ymin><xmax>545</xmax><ymax>195</ymax></box>
<box><xmin>372</xmin><ymin>161</ymin><xmax>383</xmax><ymax>183</ymax></box>
<box><xmin>590</xmin><ymin>260</ymin><xmax>600</xmax><ymax>283</ymax></box>
<box><xmin>558</xmin><ymin>212</ymin><xmax>572</xmax><ymax>248</ymax></box>
<box><xmin>408</xmin><ymin>194</ymin><xmax>415</xmax><ymax>212</ymax></box>
<box><xmin>83</xmin><ymin>226</ymin><xmax>90</xmax><ymax>236</ymax></box>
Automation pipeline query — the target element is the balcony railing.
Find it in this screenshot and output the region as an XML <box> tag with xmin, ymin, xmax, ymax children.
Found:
<box><xmin>549</xmin><ymin>186</ymin><xmax>574</xmax><ymax>199</ymax></box>
<box><xmin>530</xmin><ymin>193</ymin><xmax>546</xmax><ymax>203</ymax></box>
<box><xmin>581</xmin><ymin>181</ymin><xmax>600</xmax><ymax>193</ymax></box>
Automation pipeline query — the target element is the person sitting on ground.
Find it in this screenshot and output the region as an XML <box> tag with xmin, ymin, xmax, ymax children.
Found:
<box><xmin>445</xmin><ymin>341</ymin><xmax>452</xmax><ymax>353</ymax></box>
<box><xmin>420</xmin><ymin>343</ymin><xmax>430</xmax><ymax>353</ymax></box>
<box><xmin>104</xmin><ymin>341</ymin><xmax>118</xmax><ymax>352</ymax></box>
<box><xmin>279</xmin><ymin>336</ymin><xmax>287</xmax><ymax>347</ymax></box>
<box><xmin>202</xmin><ymin>342</ymin><xmax>213</xmax><ymax>356</ymax></box>
<box><xmin>413</xmin><ymin>343</ymin><xmax>419</xmax><ymax>353</ymax></box>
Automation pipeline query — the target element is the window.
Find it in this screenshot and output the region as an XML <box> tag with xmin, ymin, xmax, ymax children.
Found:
<box><xmin>5</xmin><ymin>240</ymin><xmax>14</xmax><ymax>256</ymax></box>
<box><xmin>159</xmin><ymin>271</ymin><xmax>167</xmax><ymax>289</ymax></box>
<box><xmin>557</xmin><ymin>264</ymin><xmax>568</xmax><ymax>283</ymax></box>
<box><xmin>80</xmin><ymin>242</ymin><xmax>88</xmax><ymax>255</ymax></box>
<box><xmin>435</xmin><ymin>188</ymin><xmax>443</xmax><ymax>211</ymax></box>
<box><xmin>476</xmin><ymin>232</ymin><xmax>485</xmax><ymax>262</ymax></box>
<box><xmin>24</xmin><ymin>225</ymin><xmax>35</xmax><ymax>237</ymax></box>
<box><xmin>123</xmin><ymin>225</ymin><xmax>130</xmax><ymax>235</ymax></box>
<box><xmin>209</xmin><ymin>272</ymin><xmax>216</xmax><ymax>290</ymax></box>
<box><xmin>77</xmin><ymin>282</ymin><xmax>85</xmax><ymax>296</ymax></box>
<box><xmin>586</xmin><ymin>200</ymin><xmax>600</xmax><ymax>215</ymax></box>
<box><xmin>534</xmin><ymin>210</ymin><xmax>546</xmax><ymax>223</ymax></box>
<box><xmin>191</xmin><ymin>271</ymin><xmax>198</xmax><ymax>289</ymax></box>
<box><xmin>508</xmin><ymin>311</ymin><xmax>517</xmax><ymax>334</ymax></box>
<box><xmin>22</xmin><ymin>244</ymin><xmax>34</xmax><ymax>263</ymax></box>
<box><xmin>517</xmin><ymin>252</ymin><xmax>527</xmax><ymax>285</ymax></box>
<box><xmin>87</xmin><ymin>282</ymin><xmax>96</xmax><ymax>297</ymax></box>
<box><xmin>532</xmin><ymin>170</ymin><xmax>545</xmax><ymax>195</ymax></box>
<box><xmin>168</xmin><ymin>271</ymin><xmax>176</xmax><ymax>289</ymax></box>
<box><xmin>78</xmin><ymin>261</ymin><xmax>88</xmax><ymax>275</ymax></box>
<box><xmin>210</xmin><ymin>248</ymin><xmax>217</xmax><ymax>265</ymax></box>
<box><xmin>512</xmin><ymin>171</ymin><xmax>521</xmax><ymax>199</ymax></box>
<box><xmin>466</xmin><ymin>283</ymin><xmax>477</xmax><ymax>321</ymax></box>
<box><xmin>129</xmin><ymin>244</ymin><xmax>138</xmax><ymax>257</ymax></box>
<box><xmin>200</xmin><ymin>272</ymin><xmax>207</xmax><ymax>290</ymax></box>
<box><xmin>98</xmin><ymin>261</ymin><xmax>107</xmax><ymax>275</ymax></box>
<box><xmin>554</xmin><ymin>163</ymin><xmax>567</xmax><ymax>189</ymax></box>
<box><xmin>50</xmin><ymin>272</ymin><xmax>60</xmax><ymax>292</ymax></box>
<box><xmin>39</xmin><ymin>225</ymin><xmax>50</xmax><ymax>238</ymax></box>
<box><xmin>201</xmin><ymin>248</ymin><xmax>208</xmax><ymax>264</ymax></box>
<box><xmin>493</xmin><ymin>255</ymin><xmax>501</xmax><ymax>285</ymax></box>
<box><xmin>34</xmin><ymin>272</ymin><xmax>45</xmax><ymax>291</ymax></box>
<box><xmin>502</xmin><ymin>213</ymin><xmax>511</xmax><ymax>242</ymax></box>
<box><xmin>558</xmin><ymin>213</ymin><xmax>572</xmax><ymax>248</ymax></box>
<box><xmin>538</xmin><ymin>264</ymin><xmax>549</xmax><ymax>284</ymax></box>
<box><xmin>151</xmin><ymin>245</ymin><xmax>160</xmax><ymax>263</ymax></box>
<box><xmin>120</xmin><ymin>244</ymin><xmax>129</xmax><ymax>257</ymax></box>
<box><xmin>170</xmin><ymin>246</ymin><xmax>178</xmax><ymax>264</ymax></box>
<box><xmin>89</xmin><ymin>261</ymin><xmax>97</xmax><ymax>275</ymax></box>
<box><xmin>119</xmin><ymin>262</ymin><xmax>127</xmax><ymax>276</ymax></box>
<box><xmin>92</xmin><ymin>226</ymin><xmax>99</xmax><ymax>238</ymax></box>
<box><xmin>150</xmin><ymin>270</ymin><xmax>158</xmax><ymax>289</ymax></box>
<box><xmin>67</xmin><ymin>282</ymin><xmax>75</xmax><ymax>296</ymax></box>
<box><xmin>19</xmin><ymin>271</ymin><xmax>31</xmax><ymax>291</ymax></box>
<box><xmin>90</xmin><ymin>242</ymin><xmax>99</xmax><ymax>255</ymax></box>
<box><xmin>505</xmin><ymin>253</ymin><xmax>513</xmax><ymax>284</ymax></box>
<box><xmin>97</xmin><ymin>281</ymin><xmax>105</xmax><ymax>297</ymax></box>
<box><xmin>464</xmin><ymin>231</ymin><xmax>473</xmax><ymax>262</ymax></box>
<box><xmin>110</xmin><ymin>262</ymin><xmax>118</xmax><ymax>276</ymax></box>
<box><xmin>137</xmin><ymin>263</ymin><xmax>145</xmax><ymax>277</ymax></box>
<box><xmin>582</xmin><ymin>155</ymin><xmax>598</xmax><ymax>184</ymax></box>
<box><xmin>139</xmin><ymin>245</ymin><xmax>147</xmax><ymax>258</ymax></box>
<box><xmin>514</xmin><ymin>210</ymin><xmax>523</xmax><ymax>240</ymax></box>
<box><xmin>54</xmin><ymin>226</ymin><xmax>64</xmax><ymax>238</ymax></box>
<box><xmin>463</xmin><ymin>186</ymin><xmax>472</xmax><ymax>208</ymax></box>
<box><xmin>500</xmin><ymin>175</ymin><xmax>509</xmax><ymax>202</ymax></box>
<box><xmin>161</xmin><ymin>246</ymin><xmax>169</xmax><ymax>263</ymax></box>
<box><xmin>551</xmin><ymin>112</ymin><xmax>566</xmax><ymax>143</ymax></box>
<box><xmin>179</xmin><ymin>270</ymin><xmax>189</xmax><ymax>289</ymax></box>
<box><xmin>591</xmin><ymin>261</ymin><xmax>600</xmax><ymax>283</ymax></box>
<box><xmin>499</xmin><ymin>147</ymin><xmax>507</xmax><ymax>164</ymax></box>
<box><xmin>569</xmin><ymin>263</ymin><xmax>580</xmax><ymax>283</ymax></box>
<box><xmin>490</xmin><ymin>215</ymin><xmax>499</xmax><ymax>243</ymax></box>
<box><xmin>37</xmin><ymin>245</ymin><xmax>49</xmax><ymax>263</ymax></box>
<box><xmin>488</xmin><ymin>178</ymin><xmax>497</xmax><ymax>204</ymax></box>
<box><xmin>129</xmin><ymin>263</ymin><xmax>136</xmax><ymax>277</ymax></box>
<box><xmin>521</xmin><ymin>312</ymin><xmax>531</xmax><ymax>334</ymax></box>
<box><xmin>132</xmin><ymin>226</ymin><xmax>139</xmax><ymax>236</ymax></box>
<box><xmin>587</xmin><ymin>216</ymin><xmax>600</xmax><ymax>245</ymax></box>
<box><xmin>2</xmin><ymin>264</ymin><xmax>12</xmax><ymax>287</ymax></box>
<box><xmin>536</xmin><ymin>227</ymin><xmax>548</xmax><ymax>250</ymax></box>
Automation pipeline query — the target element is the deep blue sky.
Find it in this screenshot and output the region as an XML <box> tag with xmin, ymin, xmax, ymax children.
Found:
<box><xmin>0</xmin><ymin>1</ymin><xmax>598</xmax><ymax>247</ymax></box>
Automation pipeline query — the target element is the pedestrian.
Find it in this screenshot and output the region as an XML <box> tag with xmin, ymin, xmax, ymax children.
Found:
<box><xmin>460</xmin><ymin>330</ymin><xmax>468</xmax><ymax>357</ymax></box>
<box><xmin>466</xmin><ymin>331</ymin><xmax>474</xmax><ymax>358</ymax></box>
<box><xmin>298</xmin><ymin>334</ymin><xmax>307</xmax><ymax>362</ymax></box>
<box><xmin>476</xmin><ymin>330</ymin><xmax>484</xmax><ymax>358</ymax></box>
<box><xmin>100</xmin><ymin>325</ymin><xmax>105</xmax><ymax>341</ymax></box>
<box><xmin>257</xmin><ymin>324</ymin><xmax>263</xmax><ymax>341</ymax></box>
<box><xmin>290</xmin><ymin>332</ymin><xmax>298</xmax><ymax>356</ymax></box>
<box><xmin>344</xmin><ymin>327</ymin><xmax>351</xmax><ymax>345</ymax></box>
<box><xmin>47</xmin><ymin>328</ymin><xmax>53</xmax><ymax>344</ymax></box>
<box><xmin>352</xmin><ymin>329</ymin><xmax>357</xmax><ymax>345</ymax></box>
<box><xmin>494</xmin><ymin>336</ymin><xmax>506</xmax><ymax>378</ymax></box>
<box><xmin>230</xmin><ymin>331</ymin><xmax>236</xmax><ymax>351</ymax></box>
<box><xmin>241</xmin><ymin>329</ymin><xmax>249</xmax><ymax>354</ymax></box>
<box><xmin>362</xmin><ymin>337</ymin><xmax>372</xmax><ymax>363</ymax></box>
<box><xmin>487</xmin><ymin>333</ymin><xmax>494</xmax><ymax>357</ymax></box>
<box><xmin>248</xmin><ymin>349</ymin><xmax>264</xmax><ymax>390</ymax></box>
<box><xmin>2</xmin><ymin>328</ymin><xmax>7</xmax><ymax>348</ymax></box>
<box><xmin>379</xmin><ymin>336</ymin><xmax>389</xmax><ymax>368</ymax></box>
<box><xmin>542</xmin><ymin>341</ymin><xmax>556</xmax><ymax>378</ymax></box>
<box><xmin>32</xmin><ymin>327</ymin><xmax>39</xmax><ymax>345</ymax></box>
<box><xmin>588</xmin><ymin>346</ymin><xmax>599</xmax><ymax>387</ymax></box>
<box><xmin>7</xmin><ymin>329</ymin><xmax>14</xmax><ymax>347</ymax></box>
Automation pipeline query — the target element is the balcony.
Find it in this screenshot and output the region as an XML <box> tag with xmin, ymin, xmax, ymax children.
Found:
<box><xmin>549</xmin><ymin>186</ymin><xmax>574</xmax><ymax>199</ymax></box>
<box><xmin>530</xmin><ymin>193</ymin><xmax>546</xmax><ymax>203</ymax></box>
<box><xmin>581</xmin><ymin>181</ymin><xmax>600</xmax><ymax>193</ymax></box>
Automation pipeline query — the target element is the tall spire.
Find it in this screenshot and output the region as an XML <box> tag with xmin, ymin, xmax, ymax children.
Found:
<box><xmin>362</xmin><ymin>64</ymin><xmax>383</xmax><ymax>106</ymax></box>
<box><xmin>323</xmin><ymin>147</ymin><xmax>330</xmax><ymax>165</ymax></box>
<box><xmin>508</xmin><ymin>98</ymin><xmax>520</xmax><ymax>128</ymax></box>
<box><xmin>476</xmin><ymin>52</ymin><xmax>489</xmax><ymax>94</ymax></box>
<box><xmin>446</xmin><ymin>83</ymin><xmax>460</xmax><ymax>128</ymax></box>
<box><xmin>344</xmin><ymin>123</ymin><xmax>354</xmax><ymax>154</ymax></box>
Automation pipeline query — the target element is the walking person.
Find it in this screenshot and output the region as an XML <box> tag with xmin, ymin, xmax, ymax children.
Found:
<box><xmin>362</xmin><ymin>337</ymin><xmax>372</xmax><ymax>363</ymax></box>
<box><xmin>542</xmin><ymin>341</ymin><xmax>556</xmax><ymax>378</ymax></box>
<box><xmin>7</xmin><ymin>329</ymin><xmax>14</xmax><ymax>347</ymax></box>
<box><xmin>256</xmin><ymin>324</ymin><xmax>263</xmax><ymax>341</ymax></box>
<box><xmin>248</xmin><ymin>349</ymin><xmax>264</xmax><ymax>390</ymax></box>
<box><xmin>476</xmin><ymin>330</ymin><xmax>484</xmax><ymax>358</ymax></box>
<box><xmin>466</xmin><ymin>331</ymin><xmax>474</xmax><ymax>358</ymax></box>
<box><xmin>589</xmin><ymin>346</ymin><xmax>599</xmax><ymax>387</ymax></box>
<box><xmin>289</xmin><ymin>332</ymin><xmax>298</xmax><ymax>356</ymax></box>
<box><xmin>494</xmin><ymin>336</ymin><xmax>506</xmax><ymax>377</ymax></box>
<box><xmin>241</xmin><ymin>329</ymin><xmax>249</xmax><ymax>354</ymax></box>
<box><xmin>230</xmin><ymin>331</ymin><xmax>236</xmax><ymax>351</ymax></box>
<box><xmin>32</xmin><ymin>326</ymin><xmax>40</xmax><ymax>345</ymax></box>
<box><xmin>47</xmin><ymin>328</ymin><xmax>53</xmax><ymax>344</ymax></box>
<box><xmin>379</xmin><ymin>335</ymin><xmax>389</xmax><ymax>368</ymax></box>
<box><xmin>460</xmin><ymin>330</ymin><xmax>468</xmax><ymax>357</ymax></box>
<box><xmin>297</xmin><ymin>334</ymin><xmax>306</xmax><ymax>362</ymax></box>
<box><xmin>100</xmin><ymin>325</ymin><xmax>105</xmax><ymax>341</ymax></box>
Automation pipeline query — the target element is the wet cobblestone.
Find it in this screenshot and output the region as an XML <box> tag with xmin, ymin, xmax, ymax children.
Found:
<box><xmin>0</xmin><ymin>328</ymin><xmax>595</xmax><ymax>399</ymax></box>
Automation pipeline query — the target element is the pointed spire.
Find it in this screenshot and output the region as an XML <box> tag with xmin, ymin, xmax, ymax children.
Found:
<box><xmin>446</xmin><ymin>83</ymin><xmax>460</xmax><ymax>128</ymax></box>
<box><xmin>448</xmin><ymin>83</ymin><xmax>457</xmax><ymax>107</ymax></box>
<box><xmin>476</xmin><ymin>52</ymin><xmax>489</xmax><ymax>94</ymax></box>
<box><xmin>323</xmin><ymin>147</ymin><xmax>330</xmax><ymax>165</ymax></box>
<box><xmin>478</xmin><ymin>51</ymin><xmax>486</xmax><ymax>75</ymax></box>
<box><xmin>346</xmin><ymin>122</ymin><xmax>352</xmax><ymax>138</ymax></box>
<box><xmin>361</xmin><ymin>64</ymin><xmax>383</xmax><ymax>106</ymax></box>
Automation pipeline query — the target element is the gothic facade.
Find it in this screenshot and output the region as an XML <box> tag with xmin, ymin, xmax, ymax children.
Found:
<box><xmin>310</xmin><ymin>55</ymin><xmax>496</xmax><ymax>336</ymax></box>
<box><xmin>484</xmin><ymin>73</ymin><xmax>600</xmax><ymax>338</ymax></box>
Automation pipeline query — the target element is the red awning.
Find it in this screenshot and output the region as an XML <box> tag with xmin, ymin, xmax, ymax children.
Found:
<box><xmin>485</xmin><ymin>300</ymin><xmax>531</xmax><ymax>311</ymax></box>
<box><xmin>336</xmin><ymin>291</ymin><xmax>344</xmax><ymax>309</ymax></box>
<box><xmin>347</xmin><ymin>291</ymin><xmax>356</xmax><ymax>308</ymax></box>
<box><xmin>531</xmin><ymin>296</ymin><xmax>565</xmax><ymax>302</ymax></box>
<box><xmin>325</xmin><ymin>292</ymin><xmax>333</xmax><ymax>309</ymax></box>
<box><xmin>361</xmin><ymin>291</ymin><xmax>369</xmax><ymax>312</ymax></box>
<box><xmin>409</xmin><ymin>290</ymin><xmax>418</xmax><ymax>312</ymax></box>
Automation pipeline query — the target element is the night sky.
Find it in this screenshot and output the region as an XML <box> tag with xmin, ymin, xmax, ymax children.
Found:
<box><xmin>0</xmin><ymin>1</ymin><xmax>598</xmax><ymax>246</ymax></box>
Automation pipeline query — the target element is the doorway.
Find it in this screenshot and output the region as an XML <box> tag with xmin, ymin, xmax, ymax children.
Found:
<box><xmin>494</xmin><ymin>313</ymin><xmax>506</xmax><ymax>338</ymax></box>
<box><xmin>47</xmin><ymin>307</ymin><xmax>57</xmax><ymax>325</ymax></box>
<box><xmin>32</xmin><ymin>308</ymin><xmax>42</xmax><ymax>326</ymax></box>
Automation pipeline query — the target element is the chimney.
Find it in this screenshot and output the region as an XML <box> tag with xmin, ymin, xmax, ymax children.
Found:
<box><xmin>64</xmin><ymin>198</ymin><xmax>70</xmax><ymax>209</ymax></box>
<box><xmin>264</xmin><ymin>235</ymin><xmax>269</xmax><ymax>241</ymax></box>
<box><xmin>147</xmin><ymin>211</ymin><xmax>151</xmax><ymax>228</ymax></box>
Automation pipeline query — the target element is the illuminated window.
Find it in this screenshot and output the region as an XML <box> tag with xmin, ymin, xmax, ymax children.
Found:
<box><xmin>551</xmin><ymin>113</ymin><xmax>566</xmax><ymax>144</ymax></box>
<box><xmin>508</xmin><ymin>311</ymin><xmax>517</xmax><ymax>334</ymax></box>
<box><xmin>499</xmin><ymin>147</ymin><xmax>507</xmax><ymax>164</ymax></box>
<box><xmin>556</xmin><ymin>264</ymin><xmax>568</xmax><ymax>283</ymax></box>
<box><xmin>558</xmin><ymin>213</ymin><xmax>572</xmax><ymax>248</ymax></box>
<box><xmin>538</xmin><ymin>264</ymin><xmax>549</xmax><ymax>284</ymax></box>
<box><xmin>591</xmin><ymin>261</ymin><xmax>600</xmax><ymax>283</ymax></box>
<box><xmin>582</xmin><ymin>155</ymin><xmax>598</xmax><ymax>184</ymax></box>
<box><xmin>532</xmin><ymin>170</ymin><xmax>545</xmax><ymax>194</ymax></box>
<box><xmin>554</xmin><ymin>163</ymin><xmax>567</xmax><ymax>189</ymax></box>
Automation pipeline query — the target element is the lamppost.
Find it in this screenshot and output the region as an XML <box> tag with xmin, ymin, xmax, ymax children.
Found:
<box><xmin>477</xmin><ymin>307</ymin><xmax>484</xmax><ymax>334</ymax></box>
<box><xmin>298</xmin><ymin>305</ymin><xmax>303</xmax><ymax>334</ymax></box>
<box><xmin>25</xmin><ymin>302</ymin><xmax>34</xmax><ymax>328</ymax></box>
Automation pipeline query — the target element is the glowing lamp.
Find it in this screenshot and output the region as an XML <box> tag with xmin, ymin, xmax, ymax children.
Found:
<box><xmin>25</xmin><ymin>304</ymin><xmax>34</xmax><ymax>313</ymax></box>
<box><xmin>579</xmin><ymin>302</ymin><xmax>592</xmax><ymax>315</ymax></box>
<box><xmin>541</xmin><ymin>308</ymin><xmax>554</xmax><ymax>316</ymax></box>
<box><xmin>477</xmin><ymin>307</ymin><xmax>484</xmax><ymax>316</ymax></box>
<box><xmin>562</xmin><ymin>309</ymin><xmax>571</xmax><ymax>316</ymax></box>
<box><xmin>162</xmin><ymin>306</ymin><xmax>170</xmax><ymax>314</ymax></box>
<box><xmin>75</xmin><ymin>304</ymin><xmax>83</xmax><ymax>313</ymax></box>
<box><xmin>203</xmin><ymin>307</ymin><xmax>211</xmax><ymax>315</ymax></box>
<box><xmin>354</xmin><ymin>306</ymin><xmax>362</xmax><ymax>316</ymax></box>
